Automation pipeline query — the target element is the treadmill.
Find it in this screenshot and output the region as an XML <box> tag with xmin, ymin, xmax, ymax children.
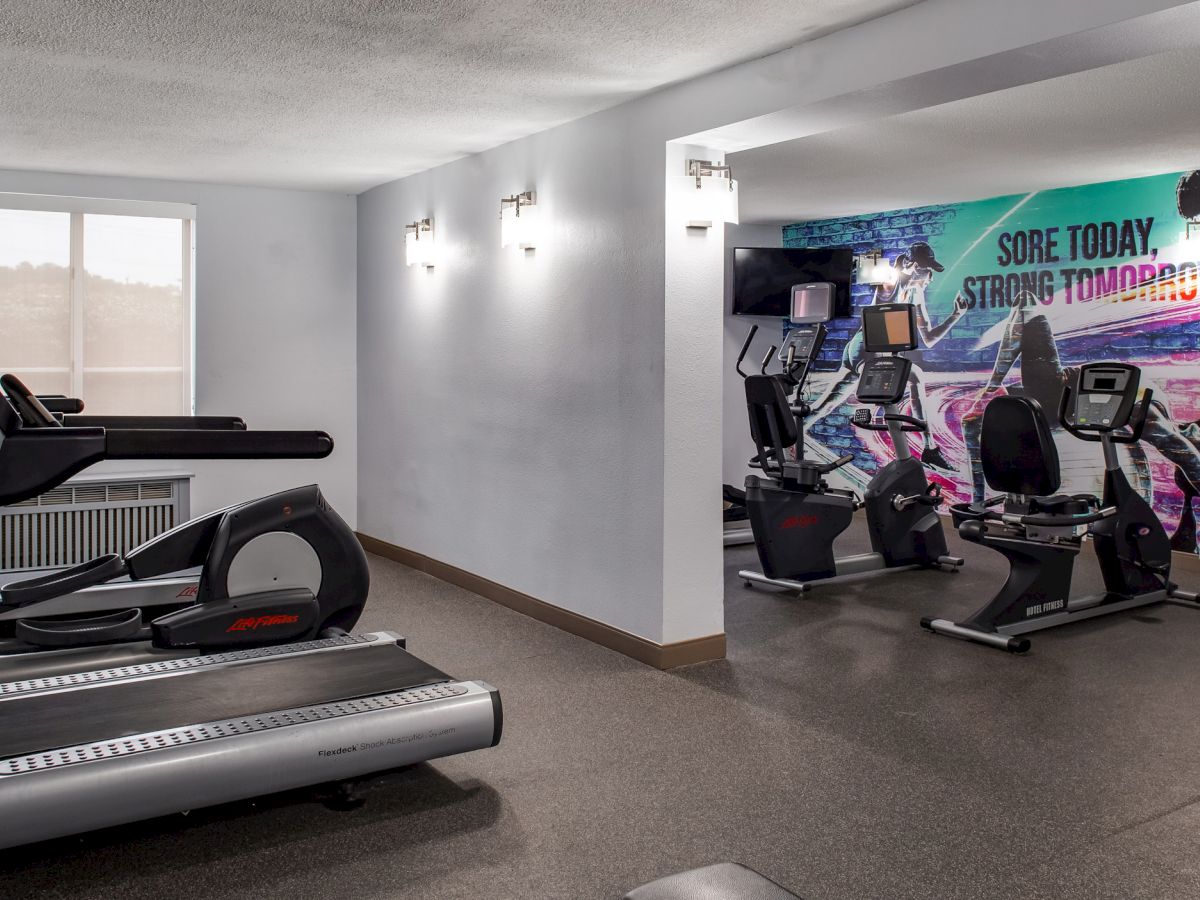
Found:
<box><xmin>0</xmin><ymin>635</ymin><xmax>500</xmax><ymax>848</ymax></box>
<box><xmin>0</xmin><ymin>380</ymin><xmax>502</xmax><ymax>849</ymax></box>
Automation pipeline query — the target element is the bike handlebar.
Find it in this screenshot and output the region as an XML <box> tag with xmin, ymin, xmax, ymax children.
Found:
<box><xmin>816</xmin><ymin>453</ymin><xmax>855</xmax><ymax>474</ymax></box>
<box><xmin>850</xmin><ymin>410</ymin><xmax>928</xmax><ymax>433</ymax></box>
<box><xmin>1000</xmin><ymin>506</ymin><xmax>1118</xmax><ymax>527</ymax></box>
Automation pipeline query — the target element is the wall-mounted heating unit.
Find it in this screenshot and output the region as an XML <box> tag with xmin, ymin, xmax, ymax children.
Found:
<box><xmin>0</xmin><ymin>473</ymin><xmax>192</xmax><ymax>573</ymax></box>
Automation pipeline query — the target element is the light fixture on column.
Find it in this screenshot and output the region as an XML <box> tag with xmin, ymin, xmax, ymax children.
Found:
<box><xmin>856</xmin><ymin>248</ymin><xmax>895</xmax><ymax>286</ymax></box>
<box><xmin>405</xmin><ymin>218</ymin><xmax>435</xmax><ymax>268</ymax></box>
<box><xmin>679</xmin><ymin>159</ymin><xmax>739</xmax><ymax>229</ymax></box>
<box><xmin>500</xmin><ymin>191</ymin><xmax>538</xmax><ymax>250</ymax></box>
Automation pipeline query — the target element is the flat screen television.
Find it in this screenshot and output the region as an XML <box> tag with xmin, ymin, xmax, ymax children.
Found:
<box><xmin>732</xmin><ymin>247</ymin><xmax>853</xmax><ymax>318</ymax></box>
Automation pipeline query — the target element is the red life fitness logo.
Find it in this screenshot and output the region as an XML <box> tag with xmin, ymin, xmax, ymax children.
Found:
<box><xmin>175</xmin><ymin>585</ymin><xmax>200</xmax><ymax>598</ymax></box>
<box><xmin>226</xmin><ymin>614</ymin><xmax>300</xmax><ymax>633</ymax></box>
<box><xmin>780</xmin><ymin>514</ymin><xmax>820</xmax><ymax>529</ymax></box>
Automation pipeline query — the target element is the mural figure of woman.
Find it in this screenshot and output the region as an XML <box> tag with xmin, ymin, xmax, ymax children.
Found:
<box><xmin>810</xmin><ymin>240</ymin><xmax>967</xmax><ymax>471</ymax></box>
<box><xmin>962</xmin><ymin>298</ymin><xmax>1200</xmax><ymax>553</ymax></box>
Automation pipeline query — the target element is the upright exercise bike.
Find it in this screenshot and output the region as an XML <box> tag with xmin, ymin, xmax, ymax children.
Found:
<box><xmin>922</xmin><ymin>362</ymin><xmax>1198</xmax><ymax>652</ymax></box>
<box><xmin>738</xmin><ymin>298</ymin><xmax>962</xmax><ymax>593</ymax></box>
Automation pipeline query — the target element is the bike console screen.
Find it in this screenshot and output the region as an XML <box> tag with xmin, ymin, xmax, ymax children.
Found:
<box><xmin>790</xmin><ymin>283</ymin><xmax>835</xmax><ymax>325</ymax></box>
<box><xmin>1067</xmin><ymin>363</ymin><xmax>1140</xmax><ymax>432</ymax></box>
<box><xmin>861</xmin><ymin>304</ymin><xmax>918</xmax><ymax>353</ymax></box>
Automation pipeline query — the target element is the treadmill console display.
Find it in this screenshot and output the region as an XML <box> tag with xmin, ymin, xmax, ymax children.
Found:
<box><xmin>856</xmin><ymin>356</ymin><xmax>913</xmax><ymax>404</ymax></box>
<box><xmin>861</xmin><ymin>303</ymin><xmax>918</xmax><ymax>353</ymax></box>
<box><xmin>1067</xmin><ymin>363</ymin><xmax>1140</xmax><ymax>431</ymax></box>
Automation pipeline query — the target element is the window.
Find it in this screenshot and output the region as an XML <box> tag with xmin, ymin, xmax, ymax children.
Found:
<box><xmin>0</xmin><ymin>194</ymin><xmax>195</xmax><ymax>415</ymax></box>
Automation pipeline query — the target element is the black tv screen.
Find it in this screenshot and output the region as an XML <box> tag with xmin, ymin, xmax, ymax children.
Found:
<box><xmin>732</xmin><ymin>247</ymin><xmax>853</xmax><ymax>318</ymax></box>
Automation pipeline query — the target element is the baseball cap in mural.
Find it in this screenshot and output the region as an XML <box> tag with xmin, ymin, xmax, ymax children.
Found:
<box><xmin>908</xmin><ymin>241</ymin><xmax>944</xmax><ymax>272</ymax></box>
<box><xmin>1178</xmin><ymin>170</ymin><xmax>1200</xmax><ymax>220</ymax></box>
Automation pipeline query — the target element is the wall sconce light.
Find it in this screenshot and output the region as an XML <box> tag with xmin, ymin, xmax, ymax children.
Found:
<box><xmin>405</xmin><ymin>218</ymin><xmax>435</xmax><ymax>268</ymax></box>
<box><xmin>500</xmin><ymin>191</ymin><xmax>538</xmax><ymax>250</ymax></box>
<box><xmin>680</xmin><ymin>159</ymin><xmax>739</xmax><ymax>229</ymax></box>
<box><xmin>856</xmin><ymin>248</ymin><xmax>896</xmax><ymax>286</ymax></box>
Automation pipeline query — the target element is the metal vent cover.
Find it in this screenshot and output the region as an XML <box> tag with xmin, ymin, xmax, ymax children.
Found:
<box><xmin>0</xmin><ymin>476</ymin><xmax>188</xmax><ymax>572</ymax></box>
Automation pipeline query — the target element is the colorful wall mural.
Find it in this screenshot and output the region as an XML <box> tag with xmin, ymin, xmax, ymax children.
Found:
<box><xmin>784</xmin><ymin>170</ymin><xmax>1200</xmax><ymax>554</ymax></box>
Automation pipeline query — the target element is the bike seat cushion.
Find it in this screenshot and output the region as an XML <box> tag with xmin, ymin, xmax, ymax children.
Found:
<box><xmin>980</xmin><ymin>396</ymin><xmax>1061</xmax><ymax>497</ymax></box>
<box><xmin>625</xmin><ymin>863</ymin><xmax>803</xmax><ymax>900</ymax></box>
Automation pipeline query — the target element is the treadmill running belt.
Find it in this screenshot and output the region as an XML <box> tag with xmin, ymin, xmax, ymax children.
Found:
<box><xmin>0</xmin><ymin>642</ymin><xmax>449</xmax><ymax>759</ymax></box>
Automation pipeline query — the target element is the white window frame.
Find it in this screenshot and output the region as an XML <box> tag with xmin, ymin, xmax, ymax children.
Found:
<box><xmin>0</xmin><ymin>192</ymin><xmax>197</xmax><ymax>414</ymax></box>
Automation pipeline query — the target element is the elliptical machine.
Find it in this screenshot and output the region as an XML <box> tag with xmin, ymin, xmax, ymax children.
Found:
<box><xmin>737</xmin><ymin>297</ymin><xmax>962</xmax><ymax>593</ymax></box>
<box><xmin>923</xmin><ymin>362</ymin><xmax>1198</xmax><ymax>652</ymax></box>
<box><xmin>0</xmin><ymin>374</ymin><xmax>364</xmax><ymax>649</ymax></box>
<box><xmin>0</xmin><ymin>374</ymin><xmax>502</xmax><ymax>848</ymax></box>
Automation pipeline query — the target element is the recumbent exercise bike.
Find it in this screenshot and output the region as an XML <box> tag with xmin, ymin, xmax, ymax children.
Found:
<box><xmin>922</xmin><ymin>362</ymin><xmax>1198</xmax><ymax>652</ymax></box>
<box><xmin>737</xmin><ymin>295</ymin><xmax>962</xmax><ymax>594</ymax></box>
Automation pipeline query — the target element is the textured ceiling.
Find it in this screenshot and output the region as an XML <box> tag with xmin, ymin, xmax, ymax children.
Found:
<box><xmin>732</xmin><ymin>47</ymin><xmax>1200</xmax><ymax>223</ymax></box>
<box><xmin>0</xmin><ymin>0</ymin><xmax>915</xmax><ymax>192</ymax></box>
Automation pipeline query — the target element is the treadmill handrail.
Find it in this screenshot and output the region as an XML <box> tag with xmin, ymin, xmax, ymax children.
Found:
<box><xmin>36</xmin><ymin>396</ymin><xmax>85</xmax><ymax>415</ymax></box>
<box><xmin>64</xmin><ymin>415</ymin><xmax>249</xmax><ymax>431</ymax></box>
<box><xmin>0</xmin><ymin>426</ymin><xmax>334</xmax><ymax>506</ymax></box>
<box><xmin>104</xmin><ymin>428</ymin><xmax>333</xmax><ymax>460</ymax></box>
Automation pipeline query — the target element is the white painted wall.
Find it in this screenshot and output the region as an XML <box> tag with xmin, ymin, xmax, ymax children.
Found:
<box><xmin>357</xmin><ymin>107</ymin><xmax>671</xmax><ymax>642</ymax></box>
<box><xmin>358</xmin><ymin>0</ymin><xmax>1195</xmax><ymax>646</ymax></box>
<box><xmin>660</xmin><ymin>143</ymin><xmax>729</xmax><ymax>643</ymax></box>
<box><xmin>0</xmin><ymin>169</ymin><xmax>358</xmax><ymax>524</ymax></box>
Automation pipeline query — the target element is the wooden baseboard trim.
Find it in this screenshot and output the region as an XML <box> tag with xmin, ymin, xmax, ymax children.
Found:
<box><xmin>356</xmin><ymin>533</ymin><xmax>726</xmax><ymax>670</ymax></box>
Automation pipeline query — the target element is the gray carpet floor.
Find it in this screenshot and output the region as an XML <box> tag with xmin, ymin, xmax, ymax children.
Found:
<box><xmin>5</xmin><ymin>522</ymin><xmax>1200</xmax><ymax>900</ymax></box>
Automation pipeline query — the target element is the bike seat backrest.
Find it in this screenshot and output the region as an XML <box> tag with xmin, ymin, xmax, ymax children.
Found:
<box><xmin>981</xmin><ymin>395</ymin><xmax>1061</xmax><ymax>497</ymax></box>
<box><xmin>745</xmin><ymin>374</ymin><xmax>799</xmax><ymax>453</ymax></box>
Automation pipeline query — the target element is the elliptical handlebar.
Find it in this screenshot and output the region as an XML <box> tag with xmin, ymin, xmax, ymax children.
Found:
<box><xmin>760</xmin><ymin>346</ymin><xmax>776</xmax><ymax>376</ymax></box>
<box><xmin>735</xmin><ymin>325</ymin><xmax>759</xmax><ymax>379</ymax></box>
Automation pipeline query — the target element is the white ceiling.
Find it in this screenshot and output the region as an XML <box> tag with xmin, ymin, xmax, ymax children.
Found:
<box><xmin>731</xmin><ymin>47</ymin><xmax>1200</xmax><ymax>224</ymax></box>
<box><xmin>0</xmin><ymin>0</ymin><xmax>915</xmax><ymax>193</ymax></box>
